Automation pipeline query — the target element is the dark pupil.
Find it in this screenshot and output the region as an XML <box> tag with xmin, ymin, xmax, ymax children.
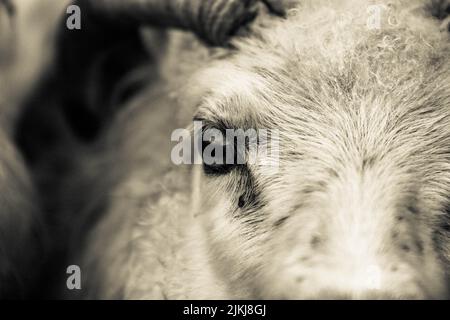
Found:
<box><xmin>238</xmin><ymin>195</ymin><xmax>246</xmax><ymax>208</ymax></box>
<box><xmin>201</xmin><ymin>140</ymin><xmax>236</xmax><ymax>175</ymax></box>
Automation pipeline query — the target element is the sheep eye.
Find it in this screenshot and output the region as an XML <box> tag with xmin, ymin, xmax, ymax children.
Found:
<box><xmin>201</xmin><ymin>135</ymin><xmax>235</xmax><ymax>175</ymax></box>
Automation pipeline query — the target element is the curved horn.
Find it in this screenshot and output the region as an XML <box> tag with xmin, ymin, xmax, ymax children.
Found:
<box><xmin>78</xmin><ymin>0</ymin><xmax>285</xmax><ymax>46</ymax></box>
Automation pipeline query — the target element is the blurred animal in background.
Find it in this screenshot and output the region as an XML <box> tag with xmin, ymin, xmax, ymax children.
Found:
<box><xmin>0</xmin><ymin>0</ymin><xmax>70</xmax><ymax>298</ymax></box>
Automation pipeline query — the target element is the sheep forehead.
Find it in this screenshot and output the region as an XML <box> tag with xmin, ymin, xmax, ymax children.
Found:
<box><xmin>197</xmin><ymin>0</ymin><xmax>450</xmax><ymax>130</ymax></box>
<box><xmin>193</xmin><ymin>23</ymin><xmax>450</xmax><ymax>205</ymax></box>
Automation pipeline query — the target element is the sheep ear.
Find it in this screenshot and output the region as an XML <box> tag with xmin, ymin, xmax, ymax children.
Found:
<box><xmin>51</xmin><ymin>0</ymin><xmax>288</xmax><ymax>140</ymax></box>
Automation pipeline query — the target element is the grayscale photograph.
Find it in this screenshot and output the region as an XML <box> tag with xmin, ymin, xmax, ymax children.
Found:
<box><xmin>0</xmin><ymin>0</ymin><xmax>450</xmax><ymax>303</ymax></box>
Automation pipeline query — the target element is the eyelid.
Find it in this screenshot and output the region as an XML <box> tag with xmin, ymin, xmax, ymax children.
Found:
<box><xmin>192</xmin><ymin>114</ymin><xmax>206</xmax><ymax>123</ymax></box>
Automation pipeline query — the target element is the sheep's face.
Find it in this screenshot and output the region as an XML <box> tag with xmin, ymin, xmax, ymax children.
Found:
<box><xmin>190</xmin><ymin>1</ymin><xmax>450</xmax><ymax>299</ymax></box>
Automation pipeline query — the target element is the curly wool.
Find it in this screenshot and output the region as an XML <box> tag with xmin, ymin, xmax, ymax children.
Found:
<box><xmin>70</xmin><ymin>0</ymin><xmax>450</xmax><ymax>299</ymax></box>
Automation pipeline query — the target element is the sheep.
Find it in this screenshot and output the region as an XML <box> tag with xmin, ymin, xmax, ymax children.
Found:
<box><xmin>21</xmin><ymin>0</ymin><xmax>450</xmax><ymax>299</ymax></box>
